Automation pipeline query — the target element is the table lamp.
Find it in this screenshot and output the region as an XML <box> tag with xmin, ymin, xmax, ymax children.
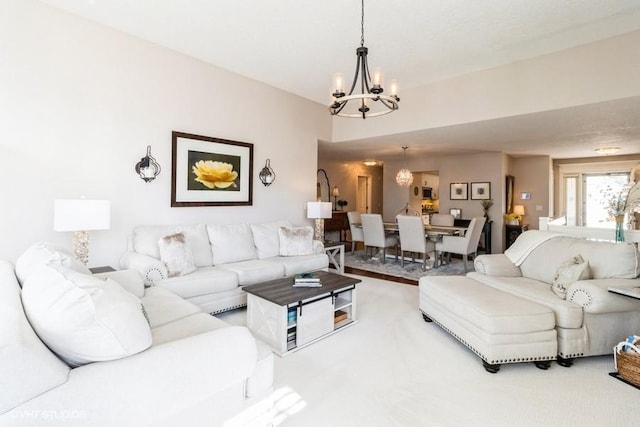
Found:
<box><xmin>513</xmin><ymin>205</ymin><xmax>525</xmax><ymax>223</ymax></box>
<box><xmin>307</xmin><ymin>201</ymin><xmax>332</xmax><ymax>241</ymax></box>
<box><xmin>332</xmin><ymin>186</ymin><xmax>340</xmax><ymax>210</ymax></box>
<box><xmin>54</xmin><ymin>199</ymin><xmax>111</xmax><ymax>265</ymax></box>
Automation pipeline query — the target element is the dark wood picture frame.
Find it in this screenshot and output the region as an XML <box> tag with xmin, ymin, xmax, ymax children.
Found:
<box><xmin>450</xmin><ymin>182</ymin><xmax>468</xmax><ymax>200</ymax></box>
<box><xmin>471</xmin><ymin>182</ymin><xmax>491</xmax><ymax>200</ymax></box>
<box><xmin>171</xmin><ymin>131</ymin><xmax>253</xmax><ymax>207</ymax></box>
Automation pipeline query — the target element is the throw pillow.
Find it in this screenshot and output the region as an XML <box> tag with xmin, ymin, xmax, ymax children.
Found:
<box><xmin>278</xmin><ymin>226</ymin><xmax>314</xmax><ymax>256</ymax></box>
<box><xmin>15</xmin><ymin>241</ymin><xmax>91</xmax><ymax>285</ymax></box>
<box><xmin>552</xmin><ymin>254</ymin><xmax>591</xmax><ymax>298</ymax></box>
<box><xmin>21</xmin><ymin>266</ymin><xmax>152</xmax><ymax>367</ymax></box>
<box><xmin>158</xmin><ymin>232</ymin><xmax>196</xmax><ymax>277</ymax></box>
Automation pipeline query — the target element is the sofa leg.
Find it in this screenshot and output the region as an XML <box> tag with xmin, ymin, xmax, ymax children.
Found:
<box><xmin>422</xmin><ymin>313</ymin><xmax>432</xmax><ymax>322</ymax></box>
<box><xmin>482</xmin><ymin>360</ymin><xmax>500</xmax><ymax>373</ymax></box>
<box><xmin>557</xmin><ymin>356</ymin><xmax>574</xmax><ymax>368</ymax></box>
<box><xmin>534</xmin><ymin>361</ymin><xmax>552</xmax><ymax>370</ymax></box>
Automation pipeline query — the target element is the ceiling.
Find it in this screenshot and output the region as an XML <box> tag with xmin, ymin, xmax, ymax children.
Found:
<box><xmin>40</xmin><ymin>0</ymin><xmax>640</xmax><ymax>161</ymax></box>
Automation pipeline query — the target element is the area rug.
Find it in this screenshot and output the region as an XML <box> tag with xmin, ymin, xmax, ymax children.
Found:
<box><xmin>344</xmin><ymin>249</ymin><xmax>473</xmax><ymax>282</ymax></box>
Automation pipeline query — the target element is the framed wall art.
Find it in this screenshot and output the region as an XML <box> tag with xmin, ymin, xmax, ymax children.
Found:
<box><xmin>171</xmin><ymin>131</ymin><xmax>253</xmax><ymax>207</ymax></box>
<box><xmin>450</xmin><ymin>183</ymin><xmax>468</xmax><ymax>200</ymax></box>
<box><xmin>471</xmin><ymin>182</ymin><xmax>491</xmax><ymax>200</ymax></box>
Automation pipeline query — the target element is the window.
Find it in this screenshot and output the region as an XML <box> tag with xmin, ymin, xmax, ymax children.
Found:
<box><xmin>557</xmin><ymin>161</ymin><xmax>636</xmax><ymax>228</ymax></box>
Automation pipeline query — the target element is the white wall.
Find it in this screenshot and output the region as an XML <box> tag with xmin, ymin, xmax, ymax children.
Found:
<box><xmin>0</xmin><ymin>0</ymin><xmax>331</xmax><ymax>266</ymax></box>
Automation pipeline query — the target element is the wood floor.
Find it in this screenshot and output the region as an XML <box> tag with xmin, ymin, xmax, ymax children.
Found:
<box><xmin>344</xmin><ymin>266</ymin><xmax>418</xmax><ymax>286</ymax></box>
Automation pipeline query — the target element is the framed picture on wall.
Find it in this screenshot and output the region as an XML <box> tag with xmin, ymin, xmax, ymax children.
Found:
<box><xmin>450</xmin><ymin>183</ymin><xmax>468</xmax><ymax>200</ymax></box>
<box><xmin>471</xmin><ymin>182</ymin><xmax>491</xmax><ymax>200</ymax></box>
<box><xmin>171</xmin><ymin>131</ymin><xmax>253</xmax><ymax>207</ymax></box>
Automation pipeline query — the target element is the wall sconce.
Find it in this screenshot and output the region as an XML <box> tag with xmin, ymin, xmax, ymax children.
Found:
<box><xmin>332</xmin><ymin>186</ymin><xmax>340</xmax><ymax>210</ymax></box>
<box><xmin>135</xmin><ymin>145</ymin><xmax>161</xmax><ymax>182</ymax></box>
<box><xmin>259</xmin><ymin>159</ymin><xmax>276</xmax><ymax>186</ymax></box>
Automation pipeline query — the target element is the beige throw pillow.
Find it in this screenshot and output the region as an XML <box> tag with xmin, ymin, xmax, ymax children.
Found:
<box><xmin>278</xmin><ymin>226</ymin><xmax>314</xmax><ymax>256</ymax></box>
<box><xmin>158</xmin><ymin>232</ymin><xmax>196</xmax><ymax>277</ymax></box>
<box><xmin>552</xmin><ymin>254</ymin><xmax>591</xmax><ymax>298</ymax></box>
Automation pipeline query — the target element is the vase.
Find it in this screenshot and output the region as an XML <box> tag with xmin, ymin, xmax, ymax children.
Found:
<box><xmin>615</xmin><ymin>215</ymin><xmax>625</xmax><ymax>243</ymax></box>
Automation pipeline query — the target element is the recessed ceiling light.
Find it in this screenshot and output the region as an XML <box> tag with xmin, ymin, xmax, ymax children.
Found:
<box><xmin>363</xmin><ymin>160</ymin><xmax>382</xmax><ymax>166</ymax></box>
<box><xmin>594</xmin><ymin>147</ymin><xmax>620</xmax><ymax>155</ymax></box>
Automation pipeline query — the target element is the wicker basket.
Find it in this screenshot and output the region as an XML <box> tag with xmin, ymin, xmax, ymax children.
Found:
<box><xmin>615</xmin><ymin>340</ymin><xmax>640</xmax><ymax>387</ymax></box>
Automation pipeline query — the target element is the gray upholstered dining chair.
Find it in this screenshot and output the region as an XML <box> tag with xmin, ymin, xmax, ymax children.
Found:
<box><xmin>396</xmin><ymin>215</ymin><xmax>435</xmax><ymax>270</ymax></box>
<box><xmin>435</xmin><ymin>216</ymin><xmax>486</xmax><ymax>272</ymax></box>
<box><xmin>360</xmin><ymin>214</ymin><xmax>399</xmax><ymax>264</ymax></box>
<box><xmin>430</xmin><ymin>213</ymin><xmax>455</xmax><ymax>226</ymax></box>
<box><xmin>346</xmin><ymin>211</ymin><xmax>364</xmax><ymax>254</ymax></box>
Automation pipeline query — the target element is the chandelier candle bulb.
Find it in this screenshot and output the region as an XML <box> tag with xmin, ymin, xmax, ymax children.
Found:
<box><xmin>373</xmin><ymin>68</ymin><xmax>383</xmax><ymax>88</ymax></box>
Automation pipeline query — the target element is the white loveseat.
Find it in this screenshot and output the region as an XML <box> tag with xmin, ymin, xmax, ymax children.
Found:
<box><xmin>1</xmin><ymin>243</ymin><xmax>274</xmax><ymax>426</ymax></box>
<box><xmin>120</xmin><ymin>221</ymin><xmax>329</xmax><ymax>314</ymax></box>
<box><xmin>420</xmin><ymin>231</ymin><xmax>640</xmax><ymax>371</ymax></box>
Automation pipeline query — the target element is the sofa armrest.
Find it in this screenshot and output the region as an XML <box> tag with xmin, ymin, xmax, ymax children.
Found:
<box><xmin>24</xmin><ymin>327</ymin><xmax>257</xmax><ymax>424</ymax></box>
<box><xmin>119</xmin><ymin>251</ymin><xmax>168</xmax><ymax>286</ymax></box>
<box><xmin>93</xmin><ymin>269</ymin><xmax>145</xmax><ymax>298</ymax></box>
<box><xmin>473</xmin><ymin>254</ymin><xmax>522</xmax><ymax>277</ymax></box>
<box><xmin>567</xmin><ymin>278</ymin><xmax>640</xmax><ymax>314</ymax></box>
<box><xmin>313</xmin><ymin>240</ymin><xmax>325</xmax><ymax>254</ymax></box>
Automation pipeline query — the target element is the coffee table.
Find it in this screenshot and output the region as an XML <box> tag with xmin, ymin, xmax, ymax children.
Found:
<box><xmin>244</xmin><ymin>271</ymin><xmax>361</xmax><ymax>356</ymax></box>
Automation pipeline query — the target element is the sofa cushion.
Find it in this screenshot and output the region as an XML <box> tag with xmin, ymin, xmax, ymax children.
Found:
<box><xmin>15</xmin><ymin>241</ymin><xmax>91</xmax><ymax>285</ymax></box>
<box><xmin>158</xmin><ymin>232</ymin><xmax>197</xmax><ymax>277</ymax></box>
<box><xmin>151</xmin><ymin>312</ymin><xmax>229</xmax><ymax>346</ymax></box>
<box><xmin>155</xmin><ymin>266</ymin><xmax>239</xmax><ymax>299</ymax></box>
<box><xmin>0</xmin><ymin>261</ymin><xmax>70</xmax><ymax>414</ymax></box>
<box><xmin>251</xmin><ymin>220</ymin><xmax>292</xmax><ymax>259</ymax></box>
<box><xmin>217</xmin><ymin>260</ymin><xmax>284</xmax><ymax>286</ymax></box>
<box><xmin>21</xmin><ymin>266</ymin><xmax>152</xmax><ymax>367</ymax></box>
<box><xmin>132</xmin><ymin>224</ymin><xmax>213</xmax><ymax>268</ymax></box>
<box><xmin>520</xmin><ymin>237</ymin><xmax>640</xmax><ymax>283</ymax></box>
<box><xmin>552</xmin><ymin>255</ymin><xmax>591</xmax><ymax>298</ymax></box>
<box><xmin>467</xmin><ymin>272</ymin><xmax>585</xmax><ymax>329</ymax></box>
<box><xmin>278</xmin><ymin>226</ymin><xmax>314</xmax><ymax>256</ymax></box>
<box><xmin>140</xmin><ymin>286</ymin><xmax>202</xmax><ymax>328</ymax></box>
<box><xmin>263</xmin><ymin>254</ymin><xmax>329</xmax><ymax>276</ymax></box>
<box><xmin>207</xmin><ymin>223</ymin><xmax>258</xmax><ymax>265</ymax></box>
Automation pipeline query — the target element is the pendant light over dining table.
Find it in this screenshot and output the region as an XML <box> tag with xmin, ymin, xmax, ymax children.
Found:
<box><xmin>396</xmin><ymin>146</ymin><xmax>413</xmax><ymax>187</ymax></box>
<box><xmin>329</xmin><ymin>0</ymin><xmax>400</xmax><ymax>119</ymax></box>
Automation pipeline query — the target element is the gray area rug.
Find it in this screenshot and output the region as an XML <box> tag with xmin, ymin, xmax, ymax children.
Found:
<box><xmin>343</xmin><ymin>249</ymin><xmax>473</xmax><ymax>281</ymax></box>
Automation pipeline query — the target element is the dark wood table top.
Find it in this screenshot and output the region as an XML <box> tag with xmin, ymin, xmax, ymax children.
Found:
<box><xmin>243</xmin><ymin>271</ymin><xmax>361</xmax><ymax>306</ymax></box>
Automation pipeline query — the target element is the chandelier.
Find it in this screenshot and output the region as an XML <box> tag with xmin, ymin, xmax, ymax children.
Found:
<box><xmin>395</xmin><ymin>146</ymin><xmax>413</xmax><ymax>187</ymax></box>
<box><xmin>329</xmin><ymin>0</ymin><xmax>399</xmax><ymax>119</ymax></box>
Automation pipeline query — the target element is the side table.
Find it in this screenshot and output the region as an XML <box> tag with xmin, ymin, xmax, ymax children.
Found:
<box><xmin>324</xmin><ymin>243</ymin><xmax>345</xmax><ymax>275</ymax></box>
<box><xmin>89</xmin><ymin>266</ymin><xmax>116</xmax><ymax>274</ymax></box>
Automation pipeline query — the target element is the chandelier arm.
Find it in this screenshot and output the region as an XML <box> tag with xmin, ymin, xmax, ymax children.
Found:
<box><xmin>345</xmin><ymin>54</ymin><xmax>363</xmax><ymax>97</ymax></box>
<box><xmin>378</xmin><ymin>97</ymin><xmax>399</xmax><ymax>110</ymax></box>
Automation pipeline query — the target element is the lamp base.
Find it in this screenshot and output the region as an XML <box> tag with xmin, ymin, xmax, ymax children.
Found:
<box><xmin>73</xmin><ymin>230</ymin><xmax>89</xmax><ymax>265</ymax></box>
<box><xmin>314</xmin><ymin>219</ymin><xmax>325</xmax><ymax>242</ymax></box>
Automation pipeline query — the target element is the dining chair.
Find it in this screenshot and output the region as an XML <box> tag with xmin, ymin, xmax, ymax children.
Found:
<box><xmin>346</xmin><ymin>211</ymin><xmax>364</xmax><ymax>254</ymax></box>
<box><xmin>396</xmin><ymin>215</ymin><xmax>434</xmax><ymax>270</ymax></box>
<box><xmin>435</xmin><ymin>216</ymin><xmax>486</xmax><ymax>272</ymax></box>
<box><xmin>430</xmin><ymin>213</ymin><xmax>455</xmax><ymax>226</ymax></box>
<box><xmin>360</xmin><ymin>213</ymin><xmax>399</xmax><ymax>264</ymax></box>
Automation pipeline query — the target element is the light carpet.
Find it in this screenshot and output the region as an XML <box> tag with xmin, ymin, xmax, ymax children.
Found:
<box><xmin>217</xmin><ymin>275</ymin><xmax>636</xmax><ymax>427</ymax></box>
<box><xmin>344</xmin><ymin>249</ymin><xmax>472</xmax><ymax>281</ymax></box>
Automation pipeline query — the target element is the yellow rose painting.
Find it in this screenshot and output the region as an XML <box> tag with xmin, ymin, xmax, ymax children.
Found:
<box><xmin>191</xmin><ymin>160</ymin><xmax>238</xmax><ymax>189</ymax></box>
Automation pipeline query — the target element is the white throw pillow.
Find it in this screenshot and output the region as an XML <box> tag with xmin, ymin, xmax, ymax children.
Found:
<box><xmin>207</xmin><ymin>223</ymin><xmax>257</xmax><ymax>265</ymax></box>
<box><xmin>278</xmin><ymin>226</ymin><xmax>314</xmax><ymax>256</ymax></box>
<box><xmin>158</xmin><ymin>232</ymin><xmax>196</xmax><ymax>277</ymax></box>
<box><xmin>21</xmin><ymin>266</ymin><xmax>152</xmax><ymax>367</ymax></box>
<box><xmin>15</xmin><ymin>241</ymin><xmax>91</xmax><ymax>285</ymax></box>
<box><xmin>251</xmin><ymin>220</ymin><xmax>292</xmax><ymax>259</ymax></box>
<box><xmin>552</xmin><ymin>254</ymin><xmax>591</xmax><ymax>299</ymax></box>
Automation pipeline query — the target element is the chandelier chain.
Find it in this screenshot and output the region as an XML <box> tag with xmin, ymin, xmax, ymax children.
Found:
<box><xmin>360</xmin><ymin>0</ymin><xmax>365</xmax><ymax>47</ymax></box>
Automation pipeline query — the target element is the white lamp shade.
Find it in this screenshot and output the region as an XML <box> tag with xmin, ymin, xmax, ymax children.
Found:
<box><xmin>54</xmin><ymin>199</ymin><xmax>111</xmax><ymax>231</ymax></box>
<box><xmin>307</xmin><ymin>202</ymin><xmax>332</xmax><ymax>219</ymax></box>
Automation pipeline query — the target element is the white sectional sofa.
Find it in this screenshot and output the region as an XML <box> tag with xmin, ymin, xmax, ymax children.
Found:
<box><xmin>420</xmin><ymin>230</ymin><xmax>640</xmax><ymax>371</ymax></box>
<box><xmin>1</xmin><ymin>243</ymin><xmax>274</xmax><ymax>426</ymax></box>
<box><xmin>120</xmin><ymin>221</ymin><xmax>329</xmax><ymax>314</ymax></box>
